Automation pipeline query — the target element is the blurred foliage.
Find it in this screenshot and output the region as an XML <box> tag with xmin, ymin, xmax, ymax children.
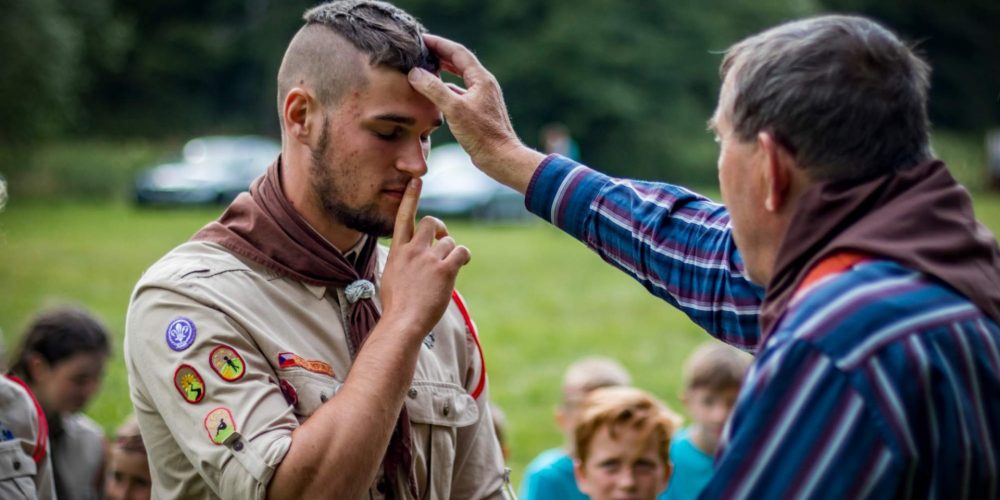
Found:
<box><xmin>398</xmin><ymin>0</ymin><xmax>815</xmax><ymax>183</ymax></box>
<box><xmin>1</xmin><ymin>0</ymin><xmax>997</xmax><ymax>192</ymax></box>
<box><xmin>818</xmin><ymin>0</ymin><xmax>1000</xmax><ymax>133</ymax></box>
<box><xmin>0</xmin><ymin>140</ymin><xmax>175</xmax><ymax>201</ymax></box>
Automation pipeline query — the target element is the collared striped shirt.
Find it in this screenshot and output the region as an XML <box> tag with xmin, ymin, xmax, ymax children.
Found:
<box><xmin>525</xmin><ymin>155</ymin><xmax>1000</xmax><ymax>498</ymax></box>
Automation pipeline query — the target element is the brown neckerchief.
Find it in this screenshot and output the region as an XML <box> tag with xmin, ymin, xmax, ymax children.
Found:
<box><xmin>762</xmin><ymin>160</ymin><xmax>1000</xmax><ymax>338</ymax></box>
<box><xmin>193</xmin><ymin>158</ymin><xmax>417</xmax><ymax>498</ymax></box>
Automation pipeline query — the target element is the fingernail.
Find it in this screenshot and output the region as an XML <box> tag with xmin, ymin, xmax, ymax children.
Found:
<box><xmin>408</xmin><ymin>68</ymin><xmax>426</xmax><ymax>83</ymax></box>
<box><xmin>409</xmin><ymin>178</ymin><xmax>420</xmax><ymax>189</ymax></box>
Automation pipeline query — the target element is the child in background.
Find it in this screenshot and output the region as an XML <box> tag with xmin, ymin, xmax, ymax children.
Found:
<box><xmin>1</xmin><ymin>336</ymin><xmax>56</xmax><ymax>499</ymax></box>
<box><xmin>572</xmin><ymin>386</ymin><xmax>682</xmax><ymax>500</ymax></box>
<box><xmin>520</xmin><ymin>357</ymin><xmax>632</xmax><ymax>500</ymax></box>
<box><xmin>663</xmin><ymin>342</ymin><xmax>752</xmax><ymax>500</ymax></box>
<box><xmin>10</xmin><ymin>306</ymin><xmax>110</xmax><ymax>500</ymax></box>
<box><xmin>106</xmin><ymin>414</ymin><xmax>151</xmax><ymax>500</ymax></box>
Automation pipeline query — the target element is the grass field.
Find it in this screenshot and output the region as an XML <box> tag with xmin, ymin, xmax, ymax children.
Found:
<box><xmin>3</xmin><ymin>187</ymin><xmax>1000</xmax><ymax>489</ymax></box>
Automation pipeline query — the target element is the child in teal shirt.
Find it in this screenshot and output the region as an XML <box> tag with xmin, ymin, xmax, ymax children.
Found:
<box><xmin>664</xmin><ymin>342</ymin><xmax>751</xmax><ymax>500</ymax></box>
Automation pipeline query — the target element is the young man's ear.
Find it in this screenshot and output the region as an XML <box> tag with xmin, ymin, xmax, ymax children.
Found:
<box><xmin>283</xmin><ymin>88</ymin><xmax>319</xmax><ymax>146</ymax></box>
<box><xmin>757</xmin><ymin>131</ymin><xmax>796</xmax><ymax>213</ymax></box>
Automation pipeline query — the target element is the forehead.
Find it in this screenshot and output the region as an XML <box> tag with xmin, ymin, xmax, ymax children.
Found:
<box><xmin>586</xmin><ymin>424</ymin><xmax>662</xmax><ymax>463</ymax></box>
<box><xmin>688</xmin><ymin>385</ymin><xmax>740</xmax><ymax>399</ymax></box>
<box><xmin>55</xmin><ymin>351</ymin><xmax>106</xmax><ymax>372</ymax></box>
<box><xmin>340</xmin><ymin>64</ymin><xmax>442</xmax><ymax>125</ymax></box>
<box><xmin>710</xmin><ymin>72</ymin><xmax>739</xmax><ymax>132</ymax></box>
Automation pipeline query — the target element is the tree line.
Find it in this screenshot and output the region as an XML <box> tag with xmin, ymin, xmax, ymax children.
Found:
<box><xmin>2</xmin><ymin>0</ymin><xmax>997</xmax><ymax>185</ymax></box>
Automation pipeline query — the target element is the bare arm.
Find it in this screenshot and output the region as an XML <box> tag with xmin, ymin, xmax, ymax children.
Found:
<box><xmin>408</xmin><ymin>34</ymin><xmax>546</xmax><ymax>194</ymax></box>
<box><xmin>267</xmin><ymin>178</ymin><xmax>471</xmax><ymax>499</ymax></box>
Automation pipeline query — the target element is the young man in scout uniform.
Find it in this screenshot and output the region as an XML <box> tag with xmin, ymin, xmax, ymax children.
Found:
<box><xmin>408</xmin><ymin>15</ymin><xmax>1000</xmax><ymax>498</ymax></box>
<box><xmin>124</xmin><ymin>1</ymin><xmax>506</xmax><ymax>498</ymax></box>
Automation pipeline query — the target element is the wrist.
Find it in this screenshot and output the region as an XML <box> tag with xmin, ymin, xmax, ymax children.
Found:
<box><xmin>373</xmin><ymin>312</ymin><xmax>430</xmax><ymax>347</ymax></box>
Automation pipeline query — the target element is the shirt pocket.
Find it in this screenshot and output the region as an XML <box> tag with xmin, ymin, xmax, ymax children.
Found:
<box><xmin>275</xmin><ymin>369</ymin><xmax>344</xmax><ymax>418</ymax></box>
<box><xmin>0</xmin><ymin>440</ymin><xmax>37</xmax><ymax>499</ymax></box>
<box><xmin>404</xmin><ymin>380</ymin><xmax>479</xmax><ymax>498</ymax></box>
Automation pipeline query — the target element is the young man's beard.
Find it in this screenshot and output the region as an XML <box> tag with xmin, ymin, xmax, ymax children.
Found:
<box><xmin>309</xmin><ymin>118</ymin><xmax>394</xmax><ymax>238</ymax></box>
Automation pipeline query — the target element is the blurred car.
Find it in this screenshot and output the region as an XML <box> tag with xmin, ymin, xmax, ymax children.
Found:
<box><xmin>134</xmin><ymin>135</ymin><xmax>280</xmax><ymax>205</ymax></box>
<box><xmin>419</xmin><ymin>143</ymin><xmax>530</xmax><ymax>221</ymax></box>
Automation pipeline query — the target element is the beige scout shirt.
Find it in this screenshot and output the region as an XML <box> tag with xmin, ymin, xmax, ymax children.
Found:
<box><xmin>125</xmin><ymin>240</ymin><xmax>507</xmax><ymax>499</ymax></box>
<box><xmin>0</xmin><ymin>376</ymin><xmax>56</xmax><ymax>500</ymax></box>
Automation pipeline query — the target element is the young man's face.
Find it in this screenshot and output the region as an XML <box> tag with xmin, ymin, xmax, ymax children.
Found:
<box><xmin>685</xmin><ymin>386</ymin><xmax>740</xmax><ymax>442</ymax></box>
<box><xmin>309</xmin><ymin>63</ymin><xmax>442</xmax><ymax>237</ymax></box>
<box><xmin>574</xmin><ymin>425</ymin><xmax>671</xmax><ymax>500</ymax></box>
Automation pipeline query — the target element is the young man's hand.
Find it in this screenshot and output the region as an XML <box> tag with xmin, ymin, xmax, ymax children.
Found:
<box><xmin>381</xmin><ymin>177</ymin><xmax>470</xmax><ymax>340</ymax></box>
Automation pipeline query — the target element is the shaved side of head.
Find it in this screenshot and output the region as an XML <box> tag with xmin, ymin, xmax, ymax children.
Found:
<box><xmin>276</xmin><ymin>25</ymin><xmax>366</xmax><ymax>134</ymax></box>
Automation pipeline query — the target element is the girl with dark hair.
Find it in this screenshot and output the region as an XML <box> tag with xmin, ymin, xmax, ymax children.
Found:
<box><xmin>10</xmin><ymin>306</ymin><xmax>110</xmax><ymax>500</ymax></box>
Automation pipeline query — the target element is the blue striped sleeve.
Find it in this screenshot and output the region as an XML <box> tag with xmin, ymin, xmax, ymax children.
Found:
<box><xmin>525</xmin><ymin>155</ymin><xmax>765</xmax><ymax>350</ymax></box>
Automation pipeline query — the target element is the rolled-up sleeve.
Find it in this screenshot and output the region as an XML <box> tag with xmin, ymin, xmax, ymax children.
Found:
<box><xmin>126</xmin><ymin>285</ymin><xmax>296</xmax><ymax>499</ymax></box>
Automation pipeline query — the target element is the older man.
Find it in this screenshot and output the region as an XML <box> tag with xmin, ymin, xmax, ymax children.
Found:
<box><xmin>409</xmin><ymin>15</ymin><xmax>1000</xmax><ymax>498</ymax></box>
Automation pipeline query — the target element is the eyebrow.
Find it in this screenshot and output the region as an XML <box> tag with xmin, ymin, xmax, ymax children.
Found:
<box><xmin>372</xmin><ymin>113</ymin><xmax>443</xmax><ymax>128</ymax></box>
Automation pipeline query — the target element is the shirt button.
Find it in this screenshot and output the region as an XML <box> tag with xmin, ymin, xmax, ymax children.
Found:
<box><xmin>320</xmin><ymin>393</ymin><xmax>329</xmax><ymax>403</ymax></box>
<box><xmin>376</xmin><ymin>477</ymin><xmax>387</xmax><ymax>493</ymax></box>
<box><xmin>407</xmin><ymin>388</ymin><xmax>417</xmax><ymax>399</ymax></box>
<box><xmin>442</xmin><ymin>401</ymin><xmax>451</xmax><ymax>416</ymax></box>
<box><xmin>12</xmin><ymin>460</ymin><xmax>21</xmax><ymax>471</ymax></box>
<box><xmin>233</xmin><ymin>441</ymin><xmax>244</xmax><ymax>452</ymax></box>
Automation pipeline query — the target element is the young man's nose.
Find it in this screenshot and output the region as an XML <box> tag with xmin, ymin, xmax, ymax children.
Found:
<box><xmin>396</xmin><ymin>139</ymin><xmax>428</xmax><ymax>177</ymax></box>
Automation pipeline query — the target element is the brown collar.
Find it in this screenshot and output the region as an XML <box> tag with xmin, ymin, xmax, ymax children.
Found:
<box><xmin>762</xmin><ymin>160</ymin><xmax>1000</xmax><ymax>337</ymax></box>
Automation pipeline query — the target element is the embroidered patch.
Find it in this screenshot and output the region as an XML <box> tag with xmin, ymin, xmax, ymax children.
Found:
<box><xmin>276</xmin><ymin>352</ymin><xmax>335</xmax><ymax>378</ymax></box>
<box><xmin>209</xmin><ymin>345</ymin><xmax>246</xmax><ymax>382</ymax></box>
<box><xmin>279</xmin><ymin>379</ymin><xmax>298</xmax><ymax>406</ymax></box>
<box><xmin>422</xmin><ymin>332</ymin><xmax>435</xmax><ymax>350</ymax></box>
<box><xmin>1</xmin><ymin>422</ymin><xmax>14</xmax><ymax>441</ymax></box>
<box><xmin>204</xmin><ymin>407</ymin><xmax>236</xmax><ymax>445</ymax></box>
<box><xmin>173</xmin><ymin>365</ymin><xmax>205</xmax><ymax>404</ymax></box>
<box><xmin>165</xmin><ymin>317</ymin><xmax>197</xmax><ymax>351</ymax></box>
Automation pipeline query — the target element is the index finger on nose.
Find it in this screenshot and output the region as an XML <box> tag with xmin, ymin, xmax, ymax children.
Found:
<box><xmin>391</xmin><ymin>177</ymin><xmax>421</xmax><ymax>248</ymax></box>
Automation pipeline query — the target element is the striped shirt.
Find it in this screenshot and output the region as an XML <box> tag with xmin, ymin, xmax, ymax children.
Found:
<box><xmin>525</xmin><ymin>155</ymin><xmax>1000</xmax><ymax>499</ymax></box>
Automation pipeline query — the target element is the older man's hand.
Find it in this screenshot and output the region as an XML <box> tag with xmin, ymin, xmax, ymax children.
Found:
<box><xmin>408</xmin><ymin>34</ymin><xmax>546</xmax><ymax>194</ymax></box>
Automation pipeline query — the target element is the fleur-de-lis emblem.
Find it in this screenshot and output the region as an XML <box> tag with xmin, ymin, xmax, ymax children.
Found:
<box><xmin>165</xmin><ymin>317</ymin><xmax>197</xmax><ymax>351</ymax></box>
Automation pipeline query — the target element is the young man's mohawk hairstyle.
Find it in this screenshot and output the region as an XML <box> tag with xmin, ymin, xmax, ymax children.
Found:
<box><xmin>303</xmin><ymin>0</ymin><xmax>439</xmax><ymax>73</ymax></box>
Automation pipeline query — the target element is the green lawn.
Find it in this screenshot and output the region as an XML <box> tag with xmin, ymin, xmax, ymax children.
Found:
<box><xmin>2</xmin><ymin>187</ymin><xmax>1000</xmax><ymax>488</ymax></box>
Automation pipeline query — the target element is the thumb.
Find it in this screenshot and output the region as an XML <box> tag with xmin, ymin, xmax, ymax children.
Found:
<box><xmin>408</xmin><ymin>68</ymin><xmax>454</xmax><ymax>110</ymax></box>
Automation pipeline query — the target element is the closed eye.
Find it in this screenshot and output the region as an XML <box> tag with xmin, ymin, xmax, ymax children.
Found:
<box><xmin>374</xmin><ymin>127</ymin><xmax>404</xmax><ymax>141</ymax></box>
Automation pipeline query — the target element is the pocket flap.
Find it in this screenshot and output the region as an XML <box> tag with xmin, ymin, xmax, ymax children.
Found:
<box><xmin>404</xmin><ymin>381</ymin><xmax>479</xmax><ymax>427</ymax></box>
<box><xmin>0</xmin><ymin>441</ymin><xmax>36</xmax><ymax>480</ymax></box>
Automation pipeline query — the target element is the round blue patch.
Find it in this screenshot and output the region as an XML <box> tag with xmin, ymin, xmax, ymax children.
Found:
<box><xmin>166</xmin><ymin>317</ymin><xmax>197</xmax><ymax>351</ymax></box>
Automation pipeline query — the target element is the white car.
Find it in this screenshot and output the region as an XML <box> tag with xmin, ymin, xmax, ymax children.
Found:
<box><xmin>134</xmin><ymin>135</ymin><xmax>280</xmax><ymax>205</ymax></box>
<box><xmin>419</xmin><ymin>143</ymin><xmax>530</xmax><ymax>221</ymax></box>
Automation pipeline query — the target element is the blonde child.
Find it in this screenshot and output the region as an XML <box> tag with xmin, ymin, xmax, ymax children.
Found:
<box><xmin>572</xmin><ymin>386</ymin><xmax>682</xmax><ymax>500</ymax></box>
<box><xmin>520</xmin><ymin>356</ymin><xmax>632</xmax><ymax>500</ymax></box>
